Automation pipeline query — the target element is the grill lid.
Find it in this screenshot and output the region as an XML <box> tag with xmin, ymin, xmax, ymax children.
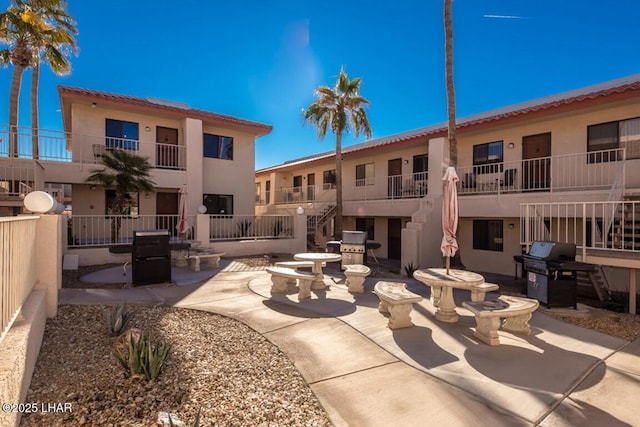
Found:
<box><xmin>342</xmin><ymin>231</ymin><xmax>367</xmax><ymax>245</ymax></box>
<box><xmin>525</xmin><ymin>241</ymin><xmax>576</xmax><ymax>261</ymax></box>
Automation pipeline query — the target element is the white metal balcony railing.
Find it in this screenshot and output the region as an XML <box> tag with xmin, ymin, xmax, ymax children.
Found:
<box><xmin>0</xmin><ymin>124</ymin><xmax>186</xmax><ymax>170</ymax></box>
<box><xmin>458</xmin><ymin>148</ymin><xmax>625</xmax><ymax>195</ymax></box>
<box><xmin>67</xmin><ymin>214</ymin><xmax>295</xmax><ymax>247</ymax></box>
<box><xmin>0</xmin><ymin>158</ymin><xmax>41</xmax><ymax>197</ymax></box>
<box><xmin>520</xmin><ymin>201</ymin><xmax>640</xmax><ymax>256</ymax></box>
<box><xmin>0</xmin><ymin>216</ymin><xmax>38</xmax><ymax>344</ymax></box>
<box><xmin>209</xmin><ymin>214</ymin><xmax>294</xmax><ymax>240</ymax></box>
<box><xmin>68</xmin><ymin>214</ymin><xmax>197</xmax><ymax>247</ymax></box>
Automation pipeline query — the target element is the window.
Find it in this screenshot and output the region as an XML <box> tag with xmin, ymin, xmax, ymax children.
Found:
<box><xmin>588</xmin><ymin>117</ymin><xmax>640</xmax><ymax>162</ymax></box>
<box><xmin>255</xmin><ymin>182</ymin><xmax>261</xmax><ymax>203</ymax></box>
<box><xmin>293</xmin><ymin>175</ymin><xmax>303</xmax><ymax>191</ymax></box>
<box><xmin>105</xmin><ymin>190</ymin><xmax>138</xmax><ymax>216</ymax></box>
<box><xmin>106</xmin><ymin>119</ymin><xmax>139</xmax><ymax>150</ymax></box>
<box><xmin>473</xmin><ymin>219</ymin><xmax>503</xmax><ymax>251</ymax></box>
<box><xmin>355</xmin><ymin>217</ymin><xmax>374</xmax><ymax>240</ymax></box>
<box><xmin>203</xmin><ymin>194</ymin><xmax>233</xmax><ymax>214</ymax></box>
<box><xmin>473</xmin><ymin>141</ymin><xmax>503</xmax><ymax>174</ymax></box>
<box><xmin>355</xmin><ymin>163</ymin><xmax>374</xmax><ymax>186</ymax></box>
<box><xmin>203</xmin><ymin>133</ymin><xmax>233</xmax><ymax>159</ymax></box>
<box><xmin>323</xmin><ymin>170</ymin><xmax>336</xmax><ymax>189</ymax></box>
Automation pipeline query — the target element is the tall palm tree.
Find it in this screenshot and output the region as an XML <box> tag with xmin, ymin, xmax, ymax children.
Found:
<box><xmin>304</xmin><ymin>67</ymin><xmax>372</xmax><ymax>239</ymax></box>
<box><xmin>86</xmin><ymin>150</ymin><xmax>155</xmax><ymax>242</ymax></box>
<box><xmin>444</xmin><ymin>0</ymin><xmax>457</xmax><ymax>167</ymax></box>
<box><xmin>27</xmin><ymin>0</ymin><xmax>77</xmax><ymax>159</ymax></box>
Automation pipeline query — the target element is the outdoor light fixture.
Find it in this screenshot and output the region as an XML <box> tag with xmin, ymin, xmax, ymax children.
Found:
<box><xmin>89</xmin><ymin>185</ymin><xmax>97</xmax><ymax>190</ymax></box>
<box><xmin>296</xmin><ymin>206</ymin><xmax>304</xmax><ymax>215</ymax></box>
<box><xmin>508</xmin><ymin>223</ymin><xmax>515</xmax><ymax>229</ymax></box>
<box><xmin>145</xmin><ymin>126</ymin><xmax>151</xmax><ymax>132</ymax></box>
<box><xmin>91</xmin><ymin>102</ymin><xmax>96</xmax><ymax>108</ymax></box>
<box><xmin>197</xmin><ymin>205</ymin><xmax>207</xmax><ymax>214</ymax></box>
<box><xmin>508</xmin><ymin>142</ymin><xmax>515</xmax><ymax>149</ymax></box>
<box><xmin>404</xmin><ymin>159</ymin><xmax>409</xmax><ymax>164</ymax></box>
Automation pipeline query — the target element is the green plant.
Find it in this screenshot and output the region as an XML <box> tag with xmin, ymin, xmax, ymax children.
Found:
<box><xmin>169</xmin><ymin>408</ymin><xmax>201</xmax><ymax>427</ymax></box>
<box><xmin>103</xmin><ymin>303</ymin><xmax>137</xmax><ymax>337</ymax></box>
<box><xmin>236</xmin><ymin>219</ymin><xmax>252</xmax><ymax>237</ymax></box>
<box><xmin>114</xmin><ymin>332</ymin><xmax>171</xmax><ymax>381</ymax></box>
<box><xmin>403</xmin><ymin>261</ymin><xmax>419</xmax><ymax>277</ymax></box>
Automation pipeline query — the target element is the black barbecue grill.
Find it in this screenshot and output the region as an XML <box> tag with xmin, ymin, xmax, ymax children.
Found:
<box><xmin>522</xmin><ymin>241</ymin><xmax>594</xmax><ymax>309</ymax></box>
<box><xmin>131</xmin><ymin>230</ymin><xmax>171</xmax><ymax>286</ymax></box>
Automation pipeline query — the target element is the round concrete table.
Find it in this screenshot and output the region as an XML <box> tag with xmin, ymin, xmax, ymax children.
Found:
<box><xmin>294</xmin><ymin>252</ymin><xmax>342</xmax><ymax>289</ymax></box>
<box><xmin>413</xmin><ymin>268</ymin><xmax>485</xmax><ymax>323</ymax></box>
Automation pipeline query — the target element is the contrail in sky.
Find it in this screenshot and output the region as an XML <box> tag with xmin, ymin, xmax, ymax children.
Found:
<box><xmin>483</xmin><ymin>14</ymin><xmax>526</xmax><ymax>19</ymax></box>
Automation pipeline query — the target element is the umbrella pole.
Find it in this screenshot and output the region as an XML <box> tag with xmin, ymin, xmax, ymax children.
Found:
<box><xmin>446</xmin><ymin>256</ymin><xmax>450</xmax><ymax>275</ymax></box>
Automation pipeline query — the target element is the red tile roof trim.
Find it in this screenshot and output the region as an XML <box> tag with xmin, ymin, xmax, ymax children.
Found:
<box><xmin>58</xmin><ymin>86</ymin><xmax>272</xmax><ymax>136</ymax></box>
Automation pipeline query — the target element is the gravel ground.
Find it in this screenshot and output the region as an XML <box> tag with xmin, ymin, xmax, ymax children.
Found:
<box><xmin>21</xmin><ymin>305</ymin><xmax>331</xmax><ymax>427</ymax></box>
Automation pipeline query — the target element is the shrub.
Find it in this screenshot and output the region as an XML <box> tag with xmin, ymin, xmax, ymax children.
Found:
<box><xmin>114</xmin><ymin>332</ymin><xmax>171</xmax><ymax>381</ymax></box>
<box><xmin>236</xmin><ymin>219</ymin><xmax>252</xmax><ymax>237</ymax></box>
<box><xmin>103</xmin><ymin>303</ymin><xmax>137</xmax><ymax>337</ymax></box>
<box><xmin>403</xmin><ymin>261</ymin><xmax>420</xmax><ymax>277</ymax></box>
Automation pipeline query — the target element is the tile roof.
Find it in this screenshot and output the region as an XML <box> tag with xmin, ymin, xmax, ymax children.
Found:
<box><xmin>257</xmin><ymin>73</ymin><xmax>640</xmax><ymax>173</ymax></box>
<box><xmin>57</xmin><ymin>86</ymin><xmax>273</xmax><ymax>136</ymax></box>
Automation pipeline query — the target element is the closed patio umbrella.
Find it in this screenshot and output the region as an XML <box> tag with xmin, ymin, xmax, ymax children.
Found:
<box><xmin>441</xmin><ymin>166</ymin><xmax>459</xmax><ymax>274</ymax></box>
<box><xmin>176</xmin><ymin>186</ymin><xmax>189</xmax><ymax>239</ymax></box>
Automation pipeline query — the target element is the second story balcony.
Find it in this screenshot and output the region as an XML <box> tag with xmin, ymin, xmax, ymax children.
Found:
<box><xmin>0</xmin><ymin>124</ymin><xmax>187</xmax><ymax>170</ymax></box>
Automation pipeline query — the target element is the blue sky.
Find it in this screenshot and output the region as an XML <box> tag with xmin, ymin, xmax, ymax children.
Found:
<box><xmin>1</xmin><ymin>0</ymin><xmax>639</xmax><ymax>169</ymax></box>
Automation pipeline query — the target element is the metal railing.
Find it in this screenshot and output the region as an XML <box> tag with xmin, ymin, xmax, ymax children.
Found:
<box><xmin>209</xmin><ymin>214</ymin><xmax>294</xmax><ymax>240</ymax></box>
<box><xmin>273</xmin><ymin>185</ymin><xmax>318</xmax><ymax>204</ymax></box>
<box><xmin>459</xmin><ymin>148</ymin><xmax>625</xmax><ymax>195</ymax></box>
<box><xmin>0</xmin><ymin>124</ymin><xmax>187</xmax><ymax>170</ymax></box>
<box><xmin>67</xmin><ymin>214</ymin><xmax>196</xmax><ymax>247</ymax></box>
<box><xmin>0</xmin><ymin>216</ymin><xmax>38</xmax><ymax>344</ymax></box>
<box><xmin>520</xmin><ymin>201</ymin><xmax>640</xmax><ymax>257</ymax></box>
<box><xmin>0</xmin><ymin>158</ymin><xmax>38</xmax><ymax>197</ymax></box>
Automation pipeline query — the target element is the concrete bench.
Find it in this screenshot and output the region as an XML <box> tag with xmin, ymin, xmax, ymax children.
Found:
<box><xmin>431</xmin><ymin>282</ymin><xmax>500</xmax><ymax>307</ymax></box>
<box><xmin>463</xmin><ymin>295</ymin><xmax>540</xmax><ymax>346</ymax></box>
<box><xmin>183</xmin><ymin>252</ymin><xmax>225</xmax><ymax>272</ymax></box>
<box><xmin>373</xmin><ymin>281</ymin><xmax>423</xmax><ymax>329</ymax></box>
<box><xmin>344</xmin><ymin>264</ymin><xmax>371</xmax><ymax>293</ymax></box>
<box><xmin>266</xmin><ymin>266</ymin><xmax>319</xmax><ymax>299</ymax></box>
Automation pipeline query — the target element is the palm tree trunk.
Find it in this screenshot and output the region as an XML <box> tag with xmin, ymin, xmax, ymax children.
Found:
<box><xmin>444</xmin><ymin>0</ymin><xmax>457</xmax><ymax>167</ymax></box>
<box><xmin>334</xmin><ymin>132</ymin><xmax>343</xmax><ymax>240</ymax></box>
<box><xmin>31</xmin><ymin>59</ymin><xmax>40</xmax><ymax>159</ymax></box>
<box><xmin>8</xmin><ymin>65</ymin><xmax>25</xmax><ymax>158</ymax></box>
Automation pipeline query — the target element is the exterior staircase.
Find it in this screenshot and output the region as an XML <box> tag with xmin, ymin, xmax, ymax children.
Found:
<box><xmin>609</xmin><ymin>192</ymin><xmax>640</xmax><ymax>250</ymax></box>
<box><xmin>307</xmin><ymin>205</ymin><xmax>335</xmax><ymax>250</ymax></box>
<box><xmin>576</xmin><ymin>268</ymin><xmax>610</xmax><ymax>301</ymax></box>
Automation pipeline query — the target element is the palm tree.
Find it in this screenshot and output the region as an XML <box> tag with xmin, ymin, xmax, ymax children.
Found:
<box><xmin>86</xmin><ymin>150</ymin><xmax>155</xmax><ymax>242</ymax></box>
<box><xmin>444</xmin><ymin>0</ymin><xmax>457</xmax><ymax>167</ymax></box>
<box><xmin>304</xmin><ymin>67</ymin><xmax>372</xmax><ymax>239</ymax></box>
<box><xmin>27</xmin><ymin>0</ymin><xmax>78</xmax><ymax>159</ymax></box>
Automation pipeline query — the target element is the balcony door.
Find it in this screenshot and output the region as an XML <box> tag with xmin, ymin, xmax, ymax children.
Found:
<box><xmin>522</xmin><ymin>132</ymin><xmax>551</xmax><ymax>191</ymax></box>
<box><xmin>307</xmin><ymin>173</ymin><xmax>315</xmax><ymax>200</ymax></box>
<box><xmin>388</xmin><ymin>158</ymin><xmax>402</xmax><ymax>198</ymax></box>
<box><xmin>156</xmin><ymin>127</ymin><xmax>179</xmax><ymax>169</ymax></box>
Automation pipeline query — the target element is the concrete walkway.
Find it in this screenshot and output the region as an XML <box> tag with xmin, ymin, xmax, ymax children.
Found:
<box><xmin>59</xmin><ymin>264</ymin><xmax>640</xmax><ymax>426</ymax></box>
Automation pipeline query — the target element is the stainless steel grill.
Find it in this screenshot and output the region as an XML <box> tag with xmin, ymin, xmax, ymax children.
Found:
<box><xmin>522</xmin><ymin>241</ymin><xmax>593</xmax><ymax>308</ymax></box>
<box><xmin>340</xmin><ymin>231</ymin><xmax>367</xmax><ymax>269</ymax></box>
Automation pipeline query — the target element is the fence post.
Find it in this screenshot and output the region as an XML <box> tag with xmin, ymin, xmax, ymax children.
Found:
<box><xmin>195</xmin><ymin>214</ymin><xmax>210</xmax><ymax>246</ymax></box>
<box><xmin>34</xmin><ymin>215</ymin><xmax>63</xmax><ymax>318</ymax></box>
<box><xmin>294</xmin><ymin>211</ymin><xmax>307</xmax><ymax>253</ymax></box>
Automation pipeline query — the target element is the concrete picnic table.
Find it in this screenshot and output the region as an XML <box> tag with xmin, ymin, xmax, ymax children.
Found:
<box><xmin>293</xmin><ymin>252</ymin><xmax>342</xmax><ymax>289</ymax></box>
<box><xmin>413</xmin><ymin>268</ymin><xmax>485</xmax><ymax>323</ymax></box>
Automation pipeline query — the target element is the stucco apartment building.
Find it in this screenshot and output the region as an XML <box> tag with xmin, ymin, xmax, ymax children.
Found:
<box><xmin>255</xmin><ymin>74</ymin><xmax>640</xmax><ymax>284</ymax></box>
<box><xmin>0</xmin><ymin>86</ymin><xmax>272</xmax><ymax>225</ymax></box>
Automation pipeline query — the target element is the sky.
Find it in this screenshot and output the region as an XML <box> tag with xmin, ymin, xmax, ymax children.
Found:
<box><xmin>1</xmin><ymin>0</ymin><xmax>639</xmax><ymax>170</ymax></box>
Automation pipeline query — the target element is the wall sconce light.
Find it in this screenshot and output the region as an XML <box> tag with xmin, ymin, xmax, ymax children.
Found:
<box><xmin>145</xmin><ymin>126</ymin><xmax>151</xmax><ymax>132</ymax></box>
<box><xmin>197</xmin><ymin>205</ymin><xmax>207</xmax><ymax>214</ymax></box>
<box><xmin>403</xmin><ymin>159</ymin><xmax>409</xmax><ymax>164</ymax></box>
<box><xmin>296</xmin><ymin>206</ymin><xmax>304</xmax><ymax>215</ymax></box>
<box><xmin>89</xmin><ymin>185</ymin><xmax>97</xmax><ymax>191</ymax></box>
<box><xmin>508</xmin><ymin>223</ymin><xmax>515</xmax><ymax>229</ymax></box>
<box><xmin>145</xmin><ymin>192</ymin><xmax>151</xmax><ymax>199</ymax></box>
<box><xmin>508</xmin><ymin>142</ymin><xmax>515</xmax><ymax>149</ymax></box>
<box><xmin>91</xmin><ymin>102</ymin><xmax>96</xmax><ymax>108</ymax></box>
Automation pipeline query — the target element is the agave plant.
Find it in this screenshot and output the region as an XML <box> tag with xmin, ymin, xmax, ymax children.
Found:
<box><xmin>103</xmin><ymin>303</ymin><xmax>137</xmax><ymax>336</ymax></box>
<box><xmin>168</xmin><ymin>408</ymin><xmax>201</xmax><ymax>427</ymax></box>
<box><xmin>403</xmin><ymin>261</ymin><xmax>420</xmax><ymax>278</ymax></box>
<box><xmin>114</xmin><ymin>332</ymin><xmax>171</xmax><ymax>381</ymax></box>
